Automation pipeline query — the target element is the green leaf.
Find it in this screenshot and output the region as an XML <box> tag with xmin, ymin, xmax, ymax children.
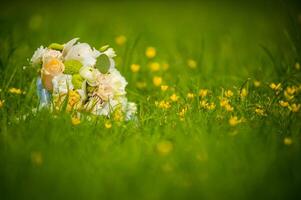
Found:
<box><xmin>48</xmin><ymin>43</ymin><xmax>64</xmax><ymax>51</ymax></box>
<box><xmin>64</xmin><ymin>60</ymin><xmax>83</xmax><ymax>75</ymax></box>
<box><xmin>99</xmin><ymin>45</ymin><xmax>109</xmax><ymax>52</ymax></box>
<box><xmin>96</xmin><ymin>54</ymin><xmax>110</xmax><ymax>74</ymax></box>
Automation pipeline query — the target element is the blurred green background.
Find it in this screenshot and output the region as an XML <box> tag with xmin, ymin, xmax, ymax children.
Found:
<box><xmin>1</xmin><ymin>0</ymin><xmax>301</xmax><ymax>200</ymax></box>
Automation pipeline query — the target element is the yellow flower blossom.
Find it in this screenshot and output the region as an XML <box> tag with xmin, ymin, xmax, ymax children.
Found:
<box><xmin>149</xmin><ymin>62</ymin><xmax>160</xmax><ymax>72</ymax></box>
<box><xmin>130</xmin><ymin>64</ymin><xmax>140</xmax><ymax>73</ymax></box>
<box><xmin>113</xmin><ymin>107</ymin><xmax>124</xmax><ymax>122</ymax></box>
<box><xmin>178</xmin><ymin>107</ymin><xmax>188</xmax><ymax>120</ymax></box>
<box><xmin>207</xmin><ymin>102</ymin><xmax>216</xmax><ymax>110</ymax></box>
<box><xmin>145</xmin><ymin>47</ymin><xmax>156</xmax><ymax>58</ymax></box>
<box><xmin>283</xmin><ymin>137</ymin><xmax>293</xmax><ymax>145</ymax></box>
<box><xmin>136</xmin><ymin>81</ymin><xmax>147</xmax><ymax>89</ymax></box>
<box><xmin>285</xmin><ymin>86</ymin><xmax>296</xmax><ymax>95</ymax></box>
<box><xmin>104</xmin><ymin>121</ymin><xmax>112</xmax><ymax>129</ymax></box>
<box><xmin>187</xmin><ymin>92</ymin><xmax>195</xmax><ymax>99</ymax></box>
<box><xmin>157</xmin><ymin>100</ymin><xmax>171</xmax><ymax>109</ymax></box>
<box><xmin>153</xmin><ymin>76</ymin><xmax>162</xmax><ymax>87</ymax></box>
<box><xmin>200</xmin><ymin>100</ymin><xmax>215</xmax><ymax>110</ymax></box>
<box><xmin>156</xmin><ymin>140</ymin><xmax>173</xmax><ymax>156</ymax></box>
<box><xmin>115</xmin><ymin>35</ymin><xmax>127</xmax><ymax>46</ymax></box>
<box><xmin>170</xmin><ymin>93</ymin><xmax>179</xmax><ymax>102</ymax></box>
<box><xmin>255</xmin><ymin>108</ymin><xmax>265</xmax><ymax>116</ymax></box>
<box><xmin>199</xmin><ymin>89</ymin><xmax>208</xmax><ymax>98</ymax></box>
<box><xmin>224</xmin><ymin>104</ymin><xmax>234</xmax><ymax>112</ymax></box>
<box><xmin>9</xmin><ymin>88</ymin><xmax>22</xmax><ymax>95</ymax></box>
<box><xmin>71</xmin><ymin>116</ymin><xmax>81</xmax><ymax>125</ymax></box>
<box><xmin>270</xmin><ymin>83</ymin><xmax>282</xmax><ymax>90</ymax></box>
<box><xmin>187</xmin><ymin>59</ymin><xmax>197</xmax><ymax>69</ymax></box>
<box><xmin>161</xmin><ymin>85</ymin><xmax>169</xmax><ymax>91</ymax></box>
<box><xmin>200</xmin><ymin>100</ymin><xmax>208</xmax><ymax>108</ymax></box>
<box><xmin>289</xmin><ymin>103</ymin><xmax>300</xmax><ymax>112</ymax></box>
<box><xmin>279</xmin><ymin>100</ymin><xmax>289</xmax><ymax>107</ymax></box>
<box><xmin>295</xmin><ymin>62</ymin><xmax>300</xmax><ymax>70</ymax></box>
<box><xmin>253</xmin><ymin>80</ymin><xmax>261</xmax><ymax>87</ymax></box>
<box><xmin>224</xmin><ymin>90</ymin><xmax>234</xmax><ymax>98</ymax></box>
<box><xmin>240</xmin><ymin>88</ymin><xmax>248</xmax><ymax>98</ymax></box>
<box><xmin>0</xmin><ymin>99</ymin><xmax>4</xmax><ymax>108</ymax></box>
<box><xmin>162</xmin><ymin>62</ymin><xmax>169</xmax><ymax>71</ymax></box>
<box><xmin>220</xmin><ymin>98</ymin><xmax>229</xmax><ymax>107</ymax></box>
<box><xmin>31</xmin><ymin>151</ymin><xmax>43</xmax><ymax>166</ymax></box>
<box><xmin>229</xmin><ymin>116</ymin><xmax>242</xmax><ymax>126</ymax></box>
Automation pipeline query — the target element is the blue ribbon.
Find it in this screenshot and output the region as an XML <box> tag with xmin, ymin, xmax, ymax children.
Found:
<box><xmin>36</xmin><ymin>77</ymin><xmax>51</xmax><ymax>108</ymax></box>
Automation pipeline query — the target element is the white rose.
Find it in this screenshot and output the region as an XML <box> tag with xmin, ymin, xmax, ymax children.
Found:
<box><xmin>31</xmin><ymin>46</ymin><xmax>47</xmax><ymax>64</ymax></box>
<box><xmin>64</xmin><ymin>41</ymin><xmax>100</xmax><ymax>67</ymax></box>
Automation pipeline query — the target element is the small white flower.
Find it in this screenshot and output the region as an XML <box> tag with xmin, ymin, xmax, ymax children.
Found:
<box><xmin>52</xmin><ymin>74</ymin><xmax>73</xmax><ymax>95</ymax></box>
<box><xmin>31</xmin><ymin>46</ymin><xmax>47</xmax><ymax>64</ymax></box>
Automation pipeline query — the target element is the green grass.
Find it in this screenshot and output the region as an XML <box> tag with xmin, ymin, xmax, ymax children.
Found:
<box><xmin>1</xmin><ymin>1</ymin><xmax>301</xmax><ymax>199</ymax></box>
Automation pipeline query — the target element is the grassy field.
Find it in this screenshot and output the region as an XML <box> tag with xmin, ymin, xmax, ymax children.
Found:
<box><xmin>1</xmin><ymin>1</ymin><xmax>301</xmax><ymax>199</ymax></box>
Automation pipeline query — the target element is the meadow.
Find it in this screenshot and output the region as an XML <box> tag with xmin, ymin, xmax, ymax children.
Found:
<box><xmin>1</xmin><ymin>1</ymin><xmax>301</xmax><ymax>199</ymax></box>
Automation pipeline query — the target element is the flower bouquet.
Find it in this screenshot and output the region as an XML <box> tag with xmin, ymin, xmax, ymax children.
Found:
<box><xmin>31</xmin><ymin>38</ymin><xmax>136</xmax><ymax>120</ymax></box>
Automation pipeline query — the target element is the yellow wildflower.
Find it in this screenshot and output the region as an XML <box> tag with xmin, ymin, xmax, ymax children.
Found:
<box><xmin>284</xmin><ymin>92</ymin><xmax>294</xmax><ymax>101</ymax></box>
<box><xmin>229</xmin><ymin>116</ymin><xmax>242</xmax><ymax>126</ymax></box>
<box><xmin>187</xmin><ymin>59</ymin><xmax>197</xmax><ymax>69</ymax></box>
<box><xmin>224</xmin><ymin>89</ymin><xmax>234</xmax><ymax>98</ymax></box>
<box><xmin>283</xmin><ymin>137</ymin><xmax>293</xmax><ymax>146</ymax></box>
<box><xmin>200</xmin><ymin>100</ymin><xmax>215</xmax><ymax>110</ymax></box>
<box><xmin>187</xmin><ymin>92</ymin><xmax>195</xmax><ymax>99</ymax></box>
<box><xmin>136</xmin><ymin>81</ymin><xmax>147</xmax><ymax>89</ymax></box>
<box><xmin>253</xmin><ymin>80</ymin><xmax>261</xmax><ymax>87</ymax></box>
<box><xmin>113</xmin><ymin>107</ymin><xmax>124</xmax><ymax>122</ymax></box>
<box><xmin>104</xmin><ymin>121</ymin><xmax>112</xmax><ymax>129</ymax></box>
<box><xmin>161</xmin><ymin>85</ymin><xmax>169</xmax><ymax>91</ymax></box>
<box><xmin>149</xmin><ymin>62</ymin><xmax>160</xmax><ymax>72</ymax></box>
<box><xmin>71</xmin><ymin>116</ymin><xmax>81</xmax><ymax>125</ymax></box>
<box><xmin>156</xmin><ymin>140</ymin><xmax>173</xmax><ymax>156</ymax></box>
<box><xmin>285</xmin><ymin>86</ymin><xmax>296</xmax><ymax>95</ymax></box>
<box><xmin>162</xmin><ymin>62</ymin><xmax>169</xmax><ymax>71</ymax></box>
<box><xmin>178</xmin><ymin>107</ymin><xmax>188</xmax><ymax>120</ymax></box>
<box><xmin>130</xmin><ymin>64</ymin><xmax>140</xmax><ymax>73</ymax></box>
<box><xmin>200</xmin><ymin>100</ymin><xmax>208</xmax><ymax>108</ymax></box>
<box><xmin>31</xmin><ymin>151</ymin><xmax>43</xmax><ymax>166</ymax></box>
<box><xmin>224</xmin><ymin>104</ymin><xmax>234</xmax><ymax>112</ymax></box>
<box><xmin>0</xmin><ymin>99</ymin><xmax>4</xmax><ymax>108</ymax></box>
<box><xmin>255</xmin><ymin>108</ymin><xmax>265</xmax><ymax>116</ymax></box>
<box><xmin>115</xmin><ymin>35</ymin><xmax>127</xmax><ymax>46</ymax></box>
<box><xmin>289</xmin><ymin>103</ymin><xmax>300</xmax><ymax>112</ymax></box>
<box><xmin>199</xmin><ymin>89</ymin><xmax>208</xmax><ymax>98</ymax></box>
<box><xmin>153</xmin><ymin>76</ymin><xmax>162</xmax><ymax>87</ymax></box>
<box><xmin>270</xmin><ymin>83</ymin><xmax>282</xmax><ymax>90</ymax></box>
<box><xmin>145</xmin><ymin>47</ymin><xmax>156</xmax><ymax>58</ymax></box>
<box><xmin>170</xmin><ymin>93</ymin><xmax>179</xmax><ymax>102</ymax></box>
<box><xmin>207</xmin><ymin>102</ymin><xmax>216</xmax><ymax>110</ymax></box>
<box><xmin>295</xmin><ymin>62</ymin><xmax>300</xmax><ymax>70</ymax></box>
<box><xmin>279</xmin><ymin>100</ymin><xmax>289</xmax><ymax>107</ymax></box>
<box><xmin>9</xmin><ymin>88</ymin><xmax>22</xmax><ymax>94</ymax></box>
<box><xmin>220</xmin><ymin>98</ymin><xmax>229</xmax><ymax>107</ymax></box>
<box><xmin>240</xmin><ymin>88</ymin><xmax>248</xmax><ymax>98</ymax></box>
<box><xmin>157</xmin><ymin>100</ymin><xmax>171</xmax><ymax>109</ymax></box>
